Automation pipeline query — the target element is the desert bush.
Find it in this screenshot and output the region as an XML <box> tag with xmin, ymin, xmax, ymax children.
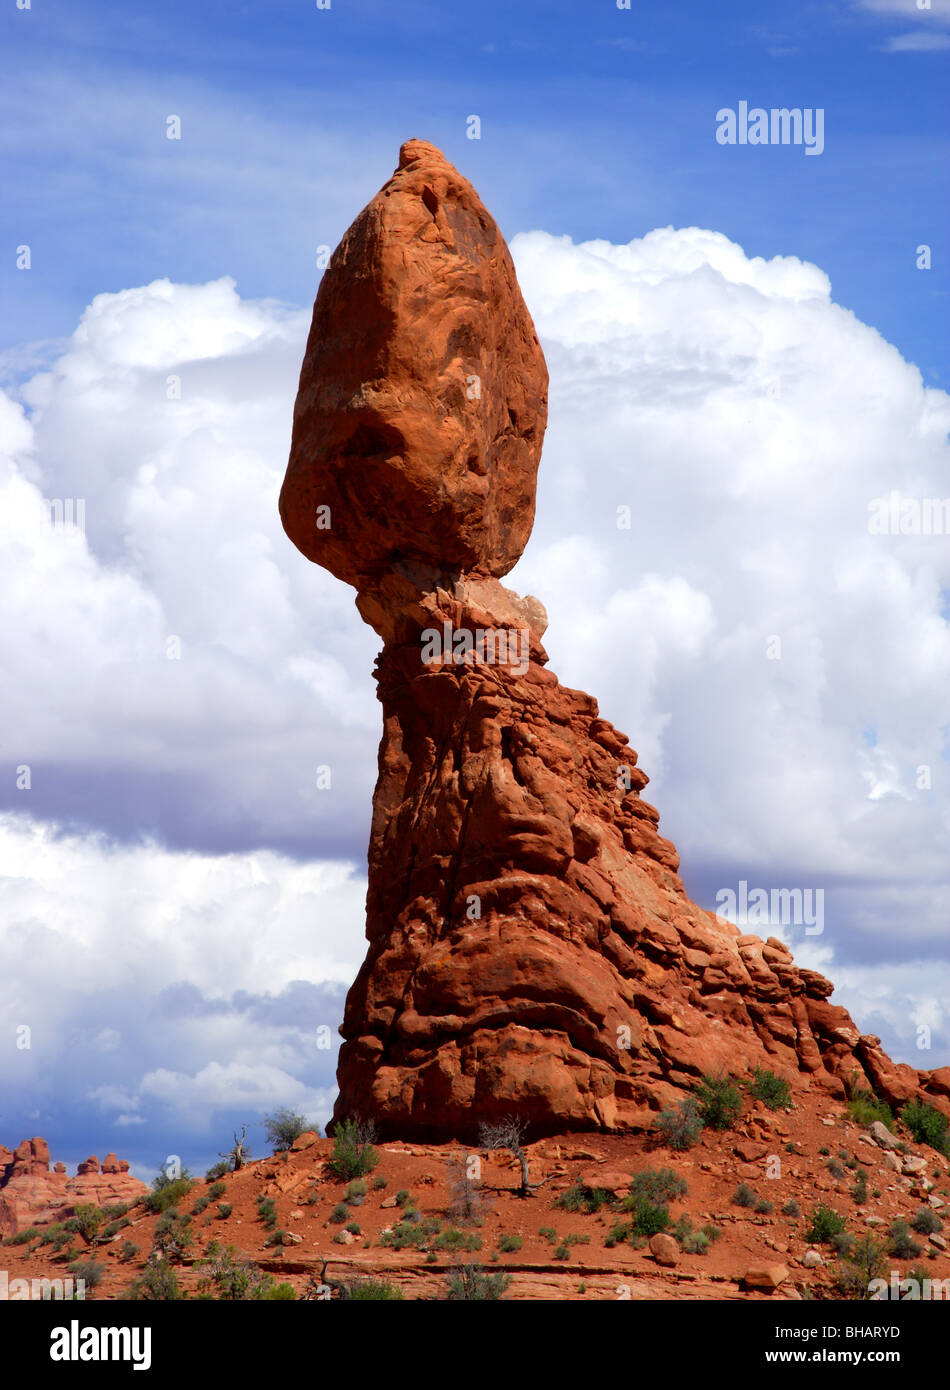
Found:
<box><xmin>216</xmin><ymin>1203</ymin><xmax>232</xmax><ymax>1220</ymax></box>
<box><xmin>850</xmin><ymin>1170</ymin><xmax>869</xmax><ymax>1205</ymax></box>
<box><xmin>118</xmin><ymin>1240</ymin><xmax>140</xmax><ymax>1262</ymax></box>
<box><xmin>653</xmin><ymin>1097</ymin><xmax>703</xmax><ymax>1151</ymax></box>
<box><xmin>497</xmin><ymin>1232</ymin><xmax>522</xmax><ymax>1253</ymax></box>
<box><xmin>845</xmin><ymin>1076</ymin><xmax>895</xmax><ymax>1132</ymax></box>
<box><xmin>327</xmin><ymin>1117</ymin><xmax>379</xmax><ymax>1180</ymax></box>
<box><xmin>5</xmin><ymin>1227</ymin><xmax>40</xmax><ymax>1246</ymax></box>
<box><xmin>900</xmin><ymin>1099</ymin><xmax>950</xmax><ymax>1157</ymax></box>
<box><xmin>205</xmin><ymin>1160</ymin><xmax>230</xmax><ymax>1182</ymax></box>
<box><xmin>197</xmin><ymin>1242</ymin><xmax>275</xmax><ymax>1300</ymax></box>
<box><xmin>625</xmin><ymin>1168</ymin><xmax>688</xmax><ymax>1206</ymax></box>
<box><xmin>127</xmin><ymin>1262</ymin><xmax>183</xmax><ymax>1300</ymax></box>
<box><xmin>64</xmin><ymin>1205</ymin><xmax>104</xmax><ymax>1244</ymax></box>
<box><xmin>782</xmin><ymin>1199</ymin><xmax>800</xmax><ymax>1217</ymax></box>
<box><xmin>733</xmin><ymin>1183</ymin><xmax>757</xmax><ymax>1209</ymax></box>
<box><xmin>146</xmin><ymin>1172</ymin><xmax>194</xmax><ymax>1214</ymax></box>
<box><xmin>207</xmin><ymin>1181</ymin><xmax>226</xmax><ymax>1201</ymax></box>
<box><xmin>256</xmin><ymin>1196</ymin><xmax>277</xmax><ymax>1229</ymax></box>
<box><xmin>695</xmin><ymin>1073</ymin><xmax>743</xmax><ymax>1131</ymax></box>
<box><xmin>444</xmin><ymin>1264</ymin><xmax>511</xmax><ymax>1300</ymax></box>
<box><xmin>805</xmin><ymin>1205</ymin><xmax>847</xmax><ymax>1244</ymax></box>
<box><xmin>339</xmin><ymin>1277</ymin><xmax>404</xmax><ymax>1300</ymax></box>
<box><xmin>746</xmin><ymin>1067</ymin><xmax>792</xmax><ymax>1111</ymax></box>
<box><xmin>556</xmin><ymin>1181</ymin><xmax>615</xmax><ymax>1214</ymax></box>
<box><xmin>153</xmin><ymin>1211</ymin><xmax>192</xmax><ymax>1261</ymax></box>
<box><xmin>911</xmin><ymin>1207</ymin><xmax>942</xmax><ymax>1236</ymax></box>
<box><xmin>329</xmin><ymin>1203</ymin><xmax>349</xmax><ymax>1224</ymax></box>
<box><xmin>888</xmin><ymin>1219</ymin><xmax>922</xmax><ymax>1259</ymax></box>
<box><xmin>833</xmin><ymin>1234</ymin><xmax>888</xmax><ymax>1300</ymax></box>
<box><xmin>67</xmin><ymin>1257</ymin><xmax>105</xmax><ymax>1288</ymax></box>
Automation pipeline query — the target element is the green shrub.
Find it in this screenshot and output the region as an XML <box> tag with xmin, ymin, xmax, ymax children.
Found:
<box><xmin>805</xmin><ymin>1205</ymin><xmax>847</xmax><ymax>1244</ymax></box>
<box><xmin>755</xmin><ymin>1199</ymin><xmax>774</xmax><ymax>1215</ymax></box>
<box><xmin>746</xmin><ymin>1067</ymin><xmax>792</xmax><ymax>1111</ymax></box>
<box><xmin>831</xmin><ymin>1231</ymin><xmax>854</xmax><ymax>1257</ymax></box>
<box><xmin>827</xmin><ymin>1158</ymin><xmax>846</xmax><ymax>1181</ymax></box>
<box><xmin>372</xmin><ymin>1175</ymin><xmax>388</xmax><ymax>1191</ymax></box>
<box><xmin>379</xmin><ymin>1217</ymin><xmax>442</xmax><ymax>1251</ymax></box>
<box><xmin>127</xmin><ymin>1263</ymin><xmax>183</xmax><ymax>1300</ymax></box>
<box><xmin>5</xmin><ymin>1226</ymin><xmax>41</xmax><ymax>1245</ymax></box>
<box><xmin>256</xmin><ymin>1196</ymin><xmax>277</xmax><ymax>1229</ymax></box>
<box><xmin>339</xmin><ymin>1277</ymin><xmax>404</xmax><ymax>1300</ymax></box>
<box><xmin>833</xmin><ymin>1234</ymin><xmax>888</xmax><ymax>1300</ymax></box>
<box><xmin>153</xmin><ymin>1211</ymin><xmax>192</xmax><ymax>1261</ymax></box>
<box><xmin>695</xmin><ymin>1073</ymin><xmax>743</xmax><ymax>1131</ymax></box>
<box><xmin>782</xmin><ymin>1199</ymin><xmax>800</xmax><ymax>1217</ymax></box>
<box><xmin>627</xmin><ymin>1198</ymin><xmax>670</xmax><ymax>1238</ymax></box>
<box><xmin>146</xmin><ymin>1174</ymin><xmax>195</xmax><ymax>1214</ymax></box>
<box><xmin>900</xmin><ymin>1099</ymin><xmax>950</xmax><ymax>1156</ymax></box>
<box><xmin>205</xmin><ymin>1160</ymin><xmax>230</xmax><ymax>1182</ymax></box>
<box><xmin>733</xmin><ymin>1183</ymin><xmax>757</xmax><ymax>1209</ymax></box>
<box><xmin>846</xmin><ymin>1085</ymin><xmax>895</xmax><ymax>1132</ymax></box>
<box><xmin>555</xmin><ymin>1181</ymin><xmax>614</xmax><ymax>1214</ymax></box>
<box><xmin>433</xmin><ymin>1227</ymin><xmax>482</xmax><ymax>1253</ymax></box>
<box><xmin>911</xmin><ymin>1207</ymin><xmax>942</xmax><ymax>1236</ymax></box>
<box><xmin>191</xmin><ymin>1196</ymin><xmax>210</xmax><ymax>1215</ymax></box>
<box><xmin>64</xmin><ymin>1205</ymin><xmax>104</xmax><ymax>1243</ymax></box>
<box><xmin>262</xmin><ymin>1282</ymin><xmax>296</xmax><ymax>1300</ymax></box>
<box><xmin>902</xmin><ymin>1265</ymin><xmax>934</xmax><ymax>1298</ymax></box>
<box><xmin>216</xmin><ymin>1203</ymin><xmax>232</xmax><ymax>1220</ymax></box>
<box><xmin>67</xmin><ymin>1257</ymin><xmax>105</xmax><ymax>1288</ymax></box>
<box><xmin>264</xmin><ymin>1108</ymin><xmax>310</xmax><ymax>1153</ymax></box>
<box><xmin>207</xmin><ymin>1181</ymin><xmax>226</xmax><ymax>1201</ymax></box>
<box><xmin>888</xmin><ymin>1219</ymin><xmax>922</xmax><ymax>1259</ymax></box>
<box><xmin>653</xmin><ymin>1097</ymin><xmax>703</xmax><ymax>1151</ymax></box>
<box><xmin>444</xmin><ymin>1264</ymin><xmax>511</xmax><ymax>1300</ymax></box>
<box><xmin>118</xmin><ymin>1240</ymin><xmax>140</xmax><ymax>1262</ymax></box>
<box><xmin>343</xmin><ymin>1179</ymin><xmax>367</xmax><ymax>1206</ymax></box>
<box><xmin>497</xmin><ymin>1232</ymin><xmax>522</xmax><ymax>1253</ymax></box>
<box><xmin>625</xmin><ymin>1168</ymin><xmax>688</xmax><ymax>1206</ymax></box>
<box><xmin>345</xmin><ymin>1221</ymin><xmax>362</xmax><ymax>1236</ymax></box>
<box><xmin>850</xmin><ymin>1170</ymin><xmax>869</xmax><ymax>1205</ymax></box>
<box><xmin>196</xmin><ymin>1242</ymin><xmax>275</xmax><ymax>1299</ymax></box>
<box><xmin>329</xmin><ymin>1203</ymin><xmax>349</xmax><ymax>1224</ymax></box>
<box><xmin>394</xmin><ymin>1189</ymin><xmax>411</xmax><ymax>1206</ymax></box>
<box><xmin>327</xmin><ymin>1118</ymin><xmax>379</xmax><ymax>1180</ymax></box>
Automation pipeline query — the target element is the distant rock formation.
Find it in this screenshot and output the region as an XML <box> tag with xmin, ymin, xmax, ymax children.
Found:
<box><xmin>282</xmin><ymin>140</ymin><xmax>950</xmax><ymax>1140</ymax></box>
<box><xmin>0</xmin><ymin>1138</ymin><xmax>146</xmax><ymax>1236</ymax></box>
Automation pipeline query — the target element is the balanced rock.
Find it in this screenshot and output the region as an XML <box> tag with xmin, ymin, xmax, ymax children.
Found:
<box><xmin>281</xmin><ymin>137</ymin><xmax>548</xmax><ymax>620</ymax></box>
<box><xmin>284</xmin><ymin>140</ymin><xmax>950</xmax><ymax>1142</ymax></box>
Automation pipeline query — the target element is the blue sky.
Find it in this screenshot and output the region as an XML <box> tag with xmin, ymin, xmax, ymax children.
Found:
<box><xmin>2</xmin><ymin>0</ymin><xmax>948</xmax><ymax>383</ymax></box>
<box><xmin>1</xmin><ymin>0</ymin><xmax>948</xmax><ymax>1179</ymax></box>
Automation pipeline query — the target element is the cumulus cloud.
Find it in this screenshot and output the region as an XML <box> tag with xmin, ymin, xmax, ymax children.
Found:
<box><xmin>0</xmin><ymin>814</ymin><xmax>356</xmax><ymax>1172</ymax></box>
<box><xmin>2</xmin><ymin>223</ymin><xmax>949</xmax><ymax>1154</ymax></box>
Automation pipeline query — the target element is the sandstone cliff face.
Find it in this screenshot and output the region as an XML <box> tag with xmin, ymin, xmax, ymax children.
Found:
<box><xmin>282</xmin><ymin>141</ymin><xmax>950</xmax><ymax>1141</ymax></box>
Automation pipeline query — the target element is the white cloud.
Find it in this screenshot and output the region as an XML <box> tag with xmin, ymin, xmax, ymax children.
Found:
<box><xmin>882</xmin><ymin>29</ymin><xmax>950</xmax><ymax>46</ymax></box>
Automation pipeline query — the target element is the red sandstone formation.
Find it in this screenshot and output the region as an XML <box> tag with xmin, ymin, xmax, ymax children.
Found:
<box><xmin>0</xmin><ymin>1139</ymin><xmax>146</xmax><ymax>1236</ymax></box>
<box><xmin>282</xmin><ymin>140</ymin><xmax>950</xmax><ymax>1141</ymax></box>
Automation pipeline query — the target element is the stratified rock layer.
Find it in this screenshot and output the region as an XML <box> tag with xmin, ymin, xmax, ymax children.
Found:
<box><xmin>283</xmin><ymin>141</ymin><xmax>950</xmax><ymax>1141</ymax></box>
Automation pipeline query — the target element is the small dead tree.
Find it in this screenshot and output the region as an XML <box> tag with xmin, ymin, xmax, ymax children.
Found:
<box><xmin>479</xmin><ymin>1118</ymin><xmax>538</xmax><ymax>1198</ymax></box>
<box><xmin>220</xmin><ymin>1124</ymin><xmax>251</xmax><ymax>1172</ymax></box>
